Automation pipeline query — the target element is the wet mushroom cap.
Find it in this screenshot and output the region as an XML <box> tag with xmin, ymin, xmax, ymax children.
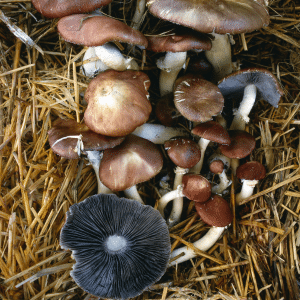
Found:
<box><xmin>57</xmin><ymin>14</ymin><xmax>148</xmax><ymax>47</ymax></box>
<box><xmin>164</xmin><ymin>137</ymin><xmax>201</xmax><ymax>168</ymax></box>
<box><xmin>99</xmin><ymin>135</ymin><xmax>163</xmax><ymax>191</ymax></box>
<box><xmin>219</xmin><ymin>130</ymin><xmax>255</xmax><ymax>159</ymax></box>
<box><xmin>84</xmin><ymin>69</ymin><xmax>151</xmax><ymax>137</ymax></box>
<box><xmin>192</xmin><ymin>121</ymin><xmax>231</xmax><ymax>145</ymax></box>
<box><xmin>236</xmin><ymin>161</ymin><xmax>266</xmax><ymax>180</ymax></box>
<box><xmin>32</xmin><ymin>0</ymin><xmax>112</xmax><ymax>18</ymax></box>
<box><xmin>174</xmin><ymin>77</ymin><xmax>224</xmax><ymax>122</ymax></box>
<box><xmin>195</xmin><ymin>194</ymin><xmax>233</xmax><ymax>227</ymax></box>
<box><xmin>48</xmin><ymin>118</ymin><xmax>125</xmax><ymax>159</ymax></box>
<box><xmin>147</xmin><ymin>0</ymin><xmax>269</xmax><ymax>34</ymax></box>
<box><xmin>218</xmin><ymin>68</ymin><xmax>284</xmax><ymax>108</ymax></box>
<box><xmin>182</xmin><ymin>174</ymin><xmax>211</xmax><ymax>203</ymax></box>
<box><xmin>60</xmin><ymin>194</ymin><xmax>171</xmax><ymax>299</ymax></box>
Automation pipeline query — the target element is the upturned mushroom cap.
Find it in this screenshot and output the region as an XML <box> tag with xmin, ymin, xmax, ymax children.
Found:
<box><xmin>32</xmin><ymin>0</ymin><xmax>112</xmax><ymax>18</ymax></box>
<box><xmin>236</xmin><ymin>161</ymin><xmax>266</xmax><ymax>181</ymax></box>
<box><xmin>48</xmin><ymin>118</ymin><xmax>125</xmax><ymax>159</ymax></box>
<box><xmin>164</xmin><ymin>137</ymin><xmax>201</xmax><ymax>168</ymax></box>
<box><xmin>146</xmin><ymin>30</ymin><xmax>211</xmax><ymax>52</ymax></box>
<box><xmin>84</xmin><ymin>69</ymin><xmax>151</xmax><ymax>137</ymax></box>
<box><xmin>195</xmin><ymin>195</ymin><xmax>233</xmax><ymax>227</ymax></box>
<box><xmin>182</xmin><ymin>174</ymin><xmax>211</xmax><ymax>203</ymax></box>
<box><xmin>192</xmin><ymin>121</ymin><xmax>231</xmax><ymax>145</ymax></box>
<box><xmin>174</xmin><ymin>77</ymin><xmax>224</xmax><ymax>122</ymax></box>
<box><xmin>218</xmin><ymin>68</ymin><xmax>284</xmax><ymax>108</ymax></box>
<box><xmin>219</xmin><ymin>130</ymin><xmax>256</xmax><ymax>159</ymax></box>
<box><xmin>147</xmin><ymin>0</ymin><xmax>269</xmax><ymax>34</ymax></box>
<box><xmin>99</xmin><ymin>135</ymin><xmax>163</xmax><ymax>191</ymax></box>
<box><xmin>60</xmin><ymin>194</ymin><xmax>171</xmax><ymax>299</ymax></box>
<box><xmin>57</xmin><ymin>14</ymin><xmax>148</xmax><ymax>47</ymax></box>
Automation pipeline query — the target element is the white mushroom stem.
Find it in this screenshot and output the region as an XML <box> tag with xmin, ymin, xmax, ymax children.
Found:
<box><xmin>157</xmin><ymin>51</ymin><xmax>187</xmax><ymax>96</ymax></box>
<box><xmin>130</xmin><ymin>0</ymin><xmax>146</xmax><ymax>30</ymax></box>
<box><xmin>236</xmin><ymin>179</ymin><xmax>259</xmax><ymax>205</ymax></box>
<box><xmin>205</xmin><ymin>33</ymin><xmax>232</xmax><ymax>82</ymax></box>
<box><xmin>132</xmin><ymin>123</ymin><xmax>188</xmax><ymax>144</ymax></box>
<box><xmin>212</xmin><ymin>170</ymin><xmax>231</xmax><ymax>195</ymax></box>
<box><xmin>168</xmin><ymin>167</ymin><xmax>189</xmax><ymax>227</ymax></box>
<box><xmin>124</xmin><ymin>185</ymin><xmax>144</xmax><ymax>204</ymax></box>
<box><xmin>190</xmin><ymin>138</ymin><xmax>210</xmax><ymax>174</ymax></box>
<box><xmin>229</xmin><ymin>84</ymin><xmax>257</xmax><ymax>131</ymax></box>
<box><xmin>82</xmin><ymin>47</ymin><xmax>109</xmax><ymax>77</ymax></box>
<box><xmin>169</xmin><ymin>227</ymin><xmax>225</xmax><ymax>266</ymax></box>
<box><xmin>86</xmin><ymin>151</ymin><xmax>112</xmax><ymax>194</ymax></box>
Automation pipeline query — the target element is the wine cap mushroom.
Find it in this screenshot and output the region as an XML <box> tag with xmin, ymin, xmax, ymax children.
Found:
<box><xmin>84</xmin><ymin>69</ymin><xmax>151</xmax><ymax>137</ymax></box>
<box><xmin>174</xmin><ymin>76</ymin><xmax>224</xmax><ymax>122</ymax></box>
<box><xmin>60</xmin><ymin>194</ymin><xmax>171</xmax><ymax>299</ymax></box>
<box><xmin>99</xmin><ymin>135</ymin><xmax>163</xmax><ymax>191</ymax></box>
<box><xmin>48</xmin><ymin>118</ymin><xmax>125</xmax><ymax>159</ymax></box>
<box><xmin>209</xmin><ymin>159</ymin><xmax>225</xmax><ymax>174</ymax></box>
<box><xmin>32</xmin><ymin>0</ymin><xmax>112</xmax><ymax>18</ymax></box>
<box><xmin>236</xmin><ymin>161</ymin><xmax>266</xmax><ymax>181</ymax></box>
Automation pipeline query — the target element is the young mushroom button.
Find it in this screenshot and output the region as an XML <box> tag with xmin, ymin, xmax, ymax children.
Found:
<box><xmin>60</xmin><ymin>194</ymin><xmax>171</xmax><ymax>299</ymax></box>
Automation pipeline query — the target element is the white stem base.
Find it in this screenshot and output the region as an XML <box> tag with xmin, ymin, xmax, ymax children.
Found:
<box><xmin>236</xmin><ymin>179</ymin><xmax>258</xmax><ymax>205</ymax></box>
<box><xmin>130</xmin><ymin>0</ymin><xmax>146</xmax><ymax>30</ymax></box>
<box><xmin>82</xmin><ymin>47</ymin><xmax>109</xmax><ymax>77</ymax></box>
<box><xmin>212</xmin><ymin>170</ymin><xmax>231</xmax><ymax>195</ymax></box>
<box><xmin>190</xmin><ymin>138</ymin><xmax>210</xmax><ymax>174</ymax></box>
<box><xmin>169</xmin><ymin>227</ymin><xmax>225</xmax><ymax>266</ymax></box>
<box><xmin>124</xmin><ymin>185</ymin><xmax>144</xmax><ymax>204</ymax></box>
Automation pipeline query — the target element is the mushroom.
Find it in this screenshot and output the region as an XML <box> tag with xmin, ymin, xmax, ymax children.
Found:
<box><xmin>170</xmin><ymin>194</ymin><xmax>232</xmax><ymax>265</ymax></box>
<box><xmin>218</xmin><ymin>68</ymin><xmax>284</xmax><ymax>131</ymax></box>
<box><xmin>99</xmin><ymin>135</ymin><xmax>163</xmax><ymax>203</ymax></box>
<box><xmin>236</xmin><ymin>161</ymin><xmax>266</xmax><ymax>205</ymax></box>
<box><xmin>60</xmin><ymin>193</ymin><xmax>171</xmax><ymax>299</ymax></box>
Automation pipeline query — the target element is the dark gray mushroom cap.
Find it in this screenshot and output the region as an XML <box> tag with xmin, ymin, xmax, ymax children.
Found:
<box><xmin>60</xmin><ymin>194</ymin><xmax>171</xmax><ymax>299</ymax></box>
<box><xmin>218</xmin><ymin>68</ymin><xmax>284</xmax><ymax>108</ymax></box>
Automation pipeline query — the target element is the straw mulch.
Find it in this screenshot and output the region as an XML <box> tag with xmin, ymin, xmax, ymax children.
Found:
<box><xmin>0</xmin><ymin>0</ymin><xmax>300</xmax><ymax>299</ymax></box>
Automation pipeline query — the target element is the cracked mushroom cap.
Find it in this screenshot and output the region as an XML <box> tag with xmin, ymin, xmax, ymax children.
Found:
<box><xmin>174</xmin><ymin>77</ymin><xmax>224</xmax><ymax>123</ymax></box>
<box><xmin>195</xmin><ymin>194</ymin><xmax>233</xmax><ymax>227</ymax></box>
<box><xmin>32</xmin><ymin>0</ymin><xmax>112</xmax><ymax>18</ymax></box>
<box><xmin>60</xmin><ymin>193</ymin><xmax>171</xmax><ymax>299</ymax></box>
<box><xmin>236</xmin><ymin>161</ymin><xmax>266</xmax><ymax>181</ymax></box>
<box><xmin>84</xmin><ymin>69</ymin><xmax>151</xmax><ymax>137</ymax></box>
<box><xmin>192</xmin><ymin>121</ymin><xmax>231</xmax><ymax>145</ymax></box>
<box><xmin>164</xmin><ymin>137</ymin><xmax>201</xmax><ymax>168</ymax></box>
<box><xmin>219</xmin><ymin>130</ymin><xmax>255</xmax><ymax>159</ymax></box>
<box><xmin>48</xmin><ymin>118</ymin><xmax>125</xmax><ymax>159</ymax></box>
<box><xmin>147</xmin><ymin>0</ymin><xmax>269</xmax><ymax>34</ymax></box>
<box><xmin>218</xmin><ymin>68</ymin><xmax>284</xmax><ymax>108</ymax></box>
<box><xmin>99</xmin><ymin>135</ymin><xmax>163</xmax><ymax>191</ymax></box>
<box><xmin>57</xmin><ymin>14</ymin><xmax>148</xmax><ymax>47</ymax></box>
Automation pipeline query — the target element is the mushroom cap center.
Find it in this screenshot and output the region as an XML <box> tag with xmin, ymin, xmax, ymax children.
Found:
<box><xmin>105</xmin><ymin>235</ymin><xmax>127</xmax><ymax>253</ymax></box>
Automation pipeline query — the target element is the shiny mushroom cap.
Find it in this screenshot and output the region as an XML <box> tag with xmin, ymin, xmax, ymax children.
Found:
<box><xmin>60</xmin><ymin>194</ymin><xmax>171</xmax><ymax>299</ymax></box>
<box><xmin>99</xmin><ymin>135</ymin><xmax>163</xmax><ymax>191</ymax></box>
<box><xmin>48</xmin><ymin>118</ymin><xmax>125</xmax><ymax>159</ymax></box>
<box><xmin>57</xmin><ymin>14</ymin><xmax>148</xmax><ymax>47</ymax></box>
<box><xmin>236</xmin><ymin>161</ymin><xmax>266</xmax><ymax>181</ymax></box>
<box><xmin>84</xmin><ymin>69</ymin><xmax>151</xmax><ymax>137</ymax></box>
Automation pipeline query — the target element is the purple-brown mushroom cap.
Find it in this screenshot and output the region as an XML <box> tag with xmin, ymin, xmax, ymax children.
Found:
<box><xmin>236</xmin><ymin>161</ymin><xmax>266</xmax><ymax>181</ymax></box>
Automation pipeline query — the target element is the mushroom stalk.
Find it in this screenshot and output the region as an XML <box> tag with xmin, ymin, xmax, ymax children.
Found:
<box><xmin>229</xmin><ymin>84</ymin><xmax>257</xmax><ymax>131</ymax></box>
<box><xmin>169</xmin><ymin>227</ymin><xmax>225</xmax><ymax>266</ymax></box>
<box><xmin>124</xmin><ymin>185</ymin><xmax>144</xmax><ymax>204</ymax></box>
<box><xmin>236</xmin><ymin>179</ymin><xmax>258</xmax><ymax>205</ymax></box>
<box><xmin>212</xmin><ymin>170</ymin><xmax>231</xmax><ymax>195</ymax></box>
<box><xmin>82</xmin><ymin>47</ymin><xmax>109</xmax><ymax>77</ymax></box>
<box><xmin>190</xmin><ymin>138</ymin><xmax>210</xmax><ymax>174</ymax></box>
<box><xmin>157</xmin><ymin>51</ymin><xmax>187</xmax><ymax>96</ymax></box>
<box><xmin>205</xmin><ymin>33</ymin><xmax>232</xmax><ymax>82</ymax></box>
<box><xmin>130</xmin><ymin>0</ymin><xmax>146</xmax><ymax>30</ymax></box>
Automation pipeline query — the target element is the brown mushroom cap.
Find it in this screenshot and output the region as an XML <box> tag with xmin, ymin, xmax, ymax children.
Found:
<box><xmin>32</xmin><ymin>0</ymin><xmax>112</xmax><ymax>18</ymax></box>
<box><xmin>192</xmin><ymin>121</ymin><xmax>230</xmax><ymax>145</ymax></box>
<box><xmin>84</xmin><ymin>70</ymin><xmax>151</xmax><ymax>137</ymax></box>
<box><xmin>164</xmin><ymin>137</ymin><xmax>201</xmax><ymax>168</ymax></box>
<box><xmin>195</xmin><ymin>195</ymin><xmax>233</xmax><ymax>227</ymax></box>
<box><xmin>182</xmin><ymin>174</ymin><xmax>211</xmax><ymax>203</ymax></box>
<box><xmin>219</xmin><ymin>130</ymin><xmax>255</xmax><ymax>159</ymax></box>
<box><xmin>155</xmin><ymin>94</ymin><xmax>180</xmax><ymax>127</ymax></box>
<box><xmin>99</xmin><ymin>135</ymin><xmax>163</xmax><ymax>191</ymax></box>
<box><xmin>48</xmin><ymin>118</ymin><xmax>125</xmax><ymax>159</ymax></box>
<box><xmin>174</xmin><ymin>77</ymin><xmax>224</xmax><ymax>122</ymax></box>
<box><xmin>236</xmin><ymin>161</ymin><xmax>266</xmax><ymax>181</ymax></box>
<box><xmin>209</xmin><ymin>159</ymin><xmax>225</xmax><ymax>174</ymax></box>
<box><xmin>147</xmin><ymin>0</ymin><xmax>269</xmax><ymax>34</ymax></box>
<box><xmin>57</xmin><ymin>14</ymin><xmax>148</xmax><ymax>47</ymax></box>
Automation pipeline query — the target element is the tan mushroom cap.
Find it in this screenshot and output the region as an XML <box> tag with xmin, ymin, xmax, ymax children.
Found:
<box><xmin>99</xmin><ymin>135</ymin><xmax>163</xmax><ymax>191</ymax></box>
<box><xmin>174</xmin><ymin>77</ymin><xmax>224</xmax><ymax>122</ymax></box>
<box><xmin>147</xmin><ymin>0</ymin><xmax>269</xmax><ymax>34</ymax></box>
<box><xmin>84</xmin><ymin>70</ymin><xmax>151</xmax><ymax>137</ymax></box>
<box><xmin>57</xmin><ymin>14</ymin><xmax>148</xmax><ymax>47</ymax></box>
<box><xmin>48</xmin><ymin>118</ymin><xmax>125</xmax><ymax>159</ymax></box>
<box><xmin>32</xmin><ymin>0</ymin><xmax>112</xmax><ymax>18</ymax></box>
